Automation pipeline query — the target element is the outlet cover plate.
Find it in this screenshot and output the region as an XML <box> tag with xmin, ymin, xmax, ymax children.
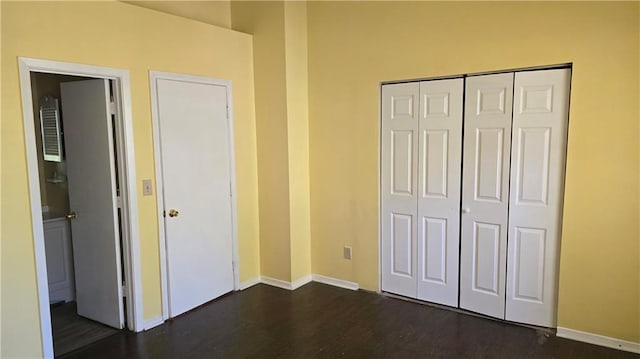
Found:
<box><xmin>344</xmin><ymin>246</ymin><xmax>352</xmax><ymax>260</ymax></box>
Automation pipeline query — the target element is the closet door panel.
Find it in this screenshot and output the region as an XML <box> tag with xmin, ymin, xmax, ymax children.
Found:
<box><xmin>416</xmin><ymin>79</ymin><xmax>463</xmax><ymax>306</ymax></box>
<box><xmin>460</xmin><ymin>73</ymin><xmax>514</xmax><ymax>319</ymax></box>
<box><xmin>381</xmin><ymin>83</ymin><xmax>419</xmax><ymax>298</ymax></box>
<box><xmin>506</xmin><ymin>69</ymin><xmax>570</xmax><ymax>327</ymax></box>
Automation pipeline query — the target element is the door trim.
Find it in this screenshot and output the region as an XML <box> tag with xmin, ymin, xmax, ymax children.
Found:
<box><xmin>380</xmin><ymin>63</ymin><xmax>572</xmax><ymax>86</ymax></box>
<box><xmin>149</xmin><ymin>71</ymin><xmax>240</xmax><ymax>321</ymax></box>
<box><xmin>18</xmin><ymin>57</ymin><xmax>143</xmax><ymax>358</ymax></box>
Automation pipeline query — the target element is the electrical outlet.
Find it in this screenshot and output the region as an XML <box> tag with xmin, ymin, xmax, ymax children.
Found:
<box><xmin>343</xmin><ymin>246</ymin><xmax>352</xmax><ymax>260</ymax></box>
<box><xmin>142</xmin><ymin>179</ymin><xmax>153</xmax><ymax>196</ymax></box>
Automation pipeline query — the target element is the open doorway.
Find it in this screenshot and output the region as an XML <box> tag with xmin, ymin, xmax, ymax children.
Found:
<box><xmin>31</xmin><ymin>72</ymin><xmax>126</xmax><ymax>356</ymax></box>
<box><xmin>19</xmin><ymin>58</ymin><xmax>143</xmax><ymax>358</ymax></box>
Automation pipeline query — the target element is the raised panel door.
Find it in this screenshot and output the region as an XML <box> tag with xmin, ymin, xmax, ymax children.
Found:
<box><xmin>44</xmin><ymin>218</ymin><xmax>75</xmax><ymax>303</ymax></box>
<box><xmin>416</xmin><ymin>79</ymin><xmax>463</xmax><ymax>307</ymax></box>
<box><xmin>460</xmin><ymin>73</ymin><xmax>514</xmax><ymax>319</ymax></box>
<box><xmin>381</xmin><ymin>83</ymin><xmax>419</xmax><ymax>298</ymax></box>
<box><xmin>505</xmin><ymin>68</ymin><xmax>570</xmax><ymax>327</ymax></box>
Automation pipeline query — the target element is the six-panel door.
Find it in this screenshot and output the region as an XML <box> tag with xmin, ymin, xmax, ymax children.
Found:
<box><xmin>381</xmin><ymin>83</ymin><xmax>420</xmax><ymax>298</ymax></box>
<box><xmin>505</xmin><ymin>69</ymin><xmax>571</xmax><ymax>327</ymax></box>
<box><xmin>459</xmin><ymin>73</ymin><xmax>514</xmax><ymax>319</ymax></box>
<box><xmin>416</xmin><ymin>79</ymin><xmax>463</xmax><ymax>307</ymax></box>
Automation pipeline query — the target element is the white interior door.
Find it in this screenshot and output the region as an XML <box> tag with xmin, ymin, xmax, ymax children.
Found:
<box><xmin>156</xmin><ymin>77</ymin><xmax>234</xmax><ymax>318</ymax></box>
<box><xmin>459</xmin><ymin>73</ymin><xmax>514</xmax><ymax>319</ymax></box>
<box><xmin>505</xmin><ymin>69</ymin><xmax>571</xmax><ymax>327</ymax></box>
<box><xmin>61</xmin><ymin>79</ymin><xmax>124</xmax><ymax>329</ymax></box>
<box><xmin>381</xmin><ymin>82</ymin><xmax>419</xmax><ymax>298</ymax></box>
<box><xmin>416</xmin><ymin>79</ymin><xmax>463</xmax><ymax>307</ymax></box>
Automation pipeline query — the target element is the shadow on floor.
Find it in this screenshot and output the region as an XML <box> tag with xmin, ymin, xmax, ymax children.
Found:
<box><xmin>51</xmin><ymin>302</ymin><xmax>119</xmax><ymax>357</ymax></box>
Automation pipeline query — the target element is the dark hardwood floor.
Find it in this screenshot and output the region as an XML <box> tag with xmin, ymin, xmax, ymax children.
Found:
<box><xmin>51</xmin><ymin>301</ymin><xmax>119</xmax><ymax>357</ymax></box>
<box><xmin>61</xmin><ymin>282</ymin><xmax>637</xmax><ymax>358</ymax></box>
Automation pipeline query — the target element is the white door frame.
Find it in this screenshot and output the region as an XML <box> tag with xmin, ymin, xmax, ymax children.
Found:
<box><xmin>149</xmin><ymin>71</ymin><xmax>240</xmax><ymax>321</ymax></box>
<box><xmin>18</xmin><ymin>57</ymin><xmax>144</xmax><ymax>358</ymax></box>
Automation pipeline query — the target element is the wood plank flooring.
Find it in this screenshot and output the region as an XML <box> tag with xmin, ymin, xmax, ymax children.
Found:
<box><xmin>51</xmin><ymin>302</ymin><xmax>119</xmax><ymax>357</ymax></box>
<box><xmin>61</xmin><ymin>282</ymin><xmax>637</xmax><ymax>358</ymax></box>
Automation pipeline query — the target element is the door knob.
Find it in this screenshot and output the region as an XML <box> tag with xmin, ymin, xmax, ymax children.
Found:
<box><xmin>462</xmin><ymin>208</ymin><xmax>471</xmax><ymax>214</ymax></box>
<box><xmin>168</xmin><ymin>209</ymin><xmax>179</xmax><ymax>217</ymax></box>
<box><xmin>66</xmin><ymin>211</ymin><xmax>77</xmax><ymax>219</ymax></box>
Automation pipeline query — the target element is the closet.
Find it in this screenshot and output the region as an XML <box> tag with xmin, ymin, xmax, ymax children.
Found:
<box><xmin>381</xmin><ymin>68</ymin><xmax>570</xmax><ymax>328</ymax></box>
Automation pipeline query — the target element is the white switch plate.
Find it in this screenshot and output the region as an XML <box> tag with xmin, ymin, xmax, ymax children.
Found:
<box><xmin>142</xmin><ymin>179</ymin><xmax>153</xmax><ymax>196</ymax></box>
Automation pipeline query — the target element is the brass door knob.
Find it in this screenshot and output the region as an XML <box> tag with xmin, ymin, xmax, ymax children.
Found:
<box><xmin>66</xmin><ymin>211</ymin><xmax>77</xmax><ymax>220</ymax></box>
<box><xmin>168</xmin><ymin>209</ymin><xmax>179</xmax><ymax>217</ymax></box>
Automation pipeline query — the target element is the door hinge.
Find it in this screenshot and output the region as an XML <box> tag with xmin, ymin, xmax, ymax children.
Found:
<box><xmin>230</xmin><ymin>182</ymin><xmax>232</xmax><ymax>197</ymax></box>
<box><xmin>226</xmin><ymin>105</ymin><xmax>230</xmax><ymax>119</ymax></box>
<box><xmin>122</xmin><ymin>284</ymin><xmax>127</xmax><ymax>297</ymax></box>
<box><xmin>110</xmin><ymin>101</ymin><xmax>117</xmax><ymax>116</ymax></box>
<box><xmin>116</xmin><ymin>196</ymin><xmax>123</xmax><ymax>209</ymax></box>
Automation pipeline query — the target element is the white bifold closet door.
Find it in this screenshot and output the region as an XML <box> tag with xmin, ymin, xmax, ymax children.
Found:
<box><xmin>460</xmin><ymin>69</ymin><xmax>570</xmax><ymax>327</ymax></box>
<box><xmin>381</xmin><ymin>79</ymin><xmax>463</xmax><ymax>306</ymax></box>
<box><xmin>505</xmin><ymin>69</ymin><xmax>571</xmax><ymax>327</ymax></box>
<box><xmin>459</xmin><ymin>73</ymin><xmax>515</xmax><ymax>319</ymax></box>
<box><xmin>416</xmin><ymin>79</ymin><xmax>463</xmax><ymax>306</ymax></box>
<box><xmin>381</xmin><ymin>82</ymin><xmax>420</xmax><ymax>298</ymax></box>
<box><xmin>382</xmin><ymin>68</ymin><xmax>570</xmax><ymax>328</ymax></box>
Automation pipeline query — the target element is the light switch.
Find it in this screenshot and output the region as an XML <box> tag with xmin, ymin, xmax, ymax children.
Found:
<box><xmin>142</xmin><ymin>179</ymin><xmax>153</xmax><ymax>196</ymax></box>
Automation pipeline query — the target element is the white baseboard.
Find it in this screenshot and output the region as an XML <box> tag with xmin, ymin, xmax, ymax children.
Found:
<box><xmin>312</xmin><ymin>274</ymin><xmax>359</xmax><ymax>291</ymax></box>
<box><xmin>291</xmin><ymin>274</ymin><xmax>313</xmax><ymax>290</ymax></box>
<box><xmin>557</xmin><ymin>327</ymin><xmax>640</xmax><ymax>354</ymax></box>
<box><xmin>260</xmin><ymin>276</ymin><xmax>294</xmax><ymax>290</ymax></box>
<box><xmin>256</xmin><ymin>274</ymin><xmax>359</xmax><ymax>292</ymax></box>
<box><xmin>239</xmin><ymin>276</ymin><xmax>261</xmax><ymax>290</ymax></box>
<box><xmin>143</xmin><ymin>316</ymin><xmax>164</xmax><ymax>331</ymax></box>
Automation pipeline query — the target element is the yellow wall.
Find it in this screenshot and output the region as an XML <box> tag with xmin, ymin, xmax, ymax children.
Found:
<box><xmin>232</xmin><ymin>1</ymin><xmax>292</xmax><ymax>281</ymax></box>
<box><xmin>308</xmin><ymin>1</ymin><xmax>639</xmax><ymax>342</ymax></box>
<box><xmin>124</xmin><ymin>0</ymin><xmax>232</xmax><ymax>28</ymax></box>
<box><xmin>284</xmin><ymin>1</ymin><xmax>312</xmax><ymax>282</ymax></box>
<box><xmin>1</xmin><ymin>2</ymin><xmax>260</xmax><ymax>357</ymax></box>
<box><xmin>2</xmin><ymin>1</ymin><xmax>638</xmax><ymax>356</ymax></box>
<box><xmin>231</xmin><ymin>1</ymin><xmax>312</xmax><ymax>283</ymax></box>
